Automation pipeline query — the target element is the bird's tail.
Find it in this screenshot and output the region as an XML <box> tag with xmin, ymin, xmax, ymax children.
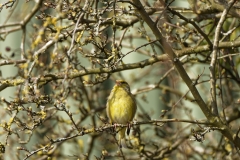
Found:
<box><xmin>119</xmin><ymin>127</ymin><xmax>127</xmax><ymax>148</ymax></box>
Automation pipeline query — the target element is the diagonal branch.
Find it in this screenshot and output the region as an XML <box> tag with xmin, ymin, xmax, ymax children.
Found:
<box><xmin>131</xmin><ymin>0</ymin><xmax>211</xmax><ymax>118</ymax></box>
<box><xmin>131</xmin><ymin>0</ymin><xmax>240</xmax><ymax>149</ymax></box>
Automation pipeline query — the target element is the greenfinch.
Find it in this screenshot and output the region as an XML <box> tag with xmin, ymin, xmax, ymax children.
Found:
<box><xmin>106</xmin><ymin>80</ymin><xmax>137</xmax><ymax>147</ymax></box>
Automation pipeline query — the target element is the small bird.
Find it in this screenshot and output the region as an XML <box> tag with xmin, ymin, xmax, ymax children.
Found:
<box><xmin>106</xmin><ymin>80</ymin><xmax>137</xmax><ymax>147</ymax></box>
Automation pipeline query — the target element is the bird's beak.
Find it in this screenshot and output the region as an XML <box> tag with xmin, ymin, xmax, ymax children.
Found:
<box><xmin>116</xmin><ymin>80</ymin><xmax>121</xmax><ymax>86</ymax></box>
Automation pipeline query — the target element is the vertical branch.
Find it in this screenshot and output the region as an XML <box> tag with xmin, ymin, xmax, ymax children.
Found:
<box><xmin>210</xmin><ymin>0</ymin><xmax>236</xmax><ymax>116</ymax></box>
<box><xmin>112</xmin><ymin>0</ymin><xmax>117</xmax><ymax>62</ymax></box>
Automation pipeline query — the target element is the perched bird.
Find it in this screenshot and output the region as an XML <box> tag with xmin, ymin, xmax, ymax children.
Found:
<box><xmin>106</xmin><ymin>80</ymin><xmax>137</xmax><ymax>147</ymax></box>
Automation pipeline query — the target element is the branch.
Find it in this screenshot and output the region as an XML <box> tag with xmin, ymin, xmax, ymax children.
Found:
<box><xmin>22</xmin><ymin>118</ymin><xmax>211</xmax><ymax>159</ymax></box>
<box><xmin>168</xmin><ymin>7</ymin><xmax>212</xmax><ymax>47</ymax></box>
<box><xmin>210</xmin><ymin>0</ymin><xmax>237</xmax><ymax>116</ymax></box>
<box><xmin>0</xmin><ymin>54</ymin><xmax>169</xmax><ymax>91</ymax></box>
<box><xmin>0</xmin><ymin>59</ymin><xmax>27</xmax><ymax>66</ymax></box>
<box><xmin>131</xmin><ymin>0</ymin><xmax>211</xmax><ymax>119</ymax></box>
<box><xmin>131</xmin><ymin>0</ymin><xmax>240</xmax><ymax>149</ymax></box>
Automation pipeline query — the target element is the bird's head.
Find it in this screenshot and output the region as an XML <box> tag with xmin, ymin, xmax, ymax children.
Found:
<box><xmin>115</xmin><ymin>80</ymin><xmax>131</xmax><ymax>93</ymax></box>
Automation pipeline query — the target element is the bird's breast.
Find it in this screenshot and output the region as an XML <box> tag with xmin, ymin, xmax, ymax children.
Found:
<box><xmin>108</xmin><ymin>89</ymin><xmax>136</xmax><ymax>124</ymax></box>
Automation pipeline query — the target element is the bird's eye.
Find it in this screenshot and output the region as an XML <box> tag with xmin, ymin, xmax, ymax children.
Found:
<box><xmin>121</xmin><ymin>82</ymin><xmax>128</xmax><ymax>86</ymax></box>
<box><xmin>121</xmin><ymin>81</ymin><xmax>127</xmax><ymax>85</ymax></box>
<box><xmin>121</xmin><ymin>82</ymin><xmax>130</xmax><ymax>92</ymax></box>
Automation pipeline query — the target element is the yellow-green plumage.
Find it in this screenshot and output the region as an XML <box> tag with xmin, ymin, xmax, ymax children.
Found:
<box><xmin>106</xmin><ymin>80</ymin><xmax>137</xmax><ymax>147</ymax></box>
